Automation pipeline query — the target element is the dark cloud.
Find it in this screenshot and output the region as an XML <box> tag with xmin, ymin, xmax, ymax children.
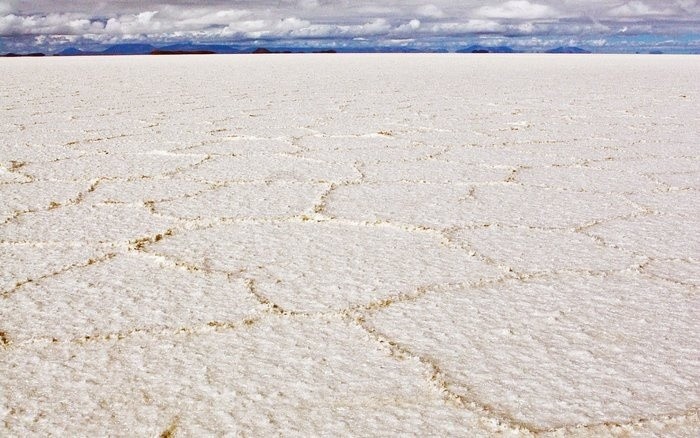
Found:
<box><xmin>1</xmin><ymin>1</ymin><xmax>699</xmax><ymax>52</ymax></box>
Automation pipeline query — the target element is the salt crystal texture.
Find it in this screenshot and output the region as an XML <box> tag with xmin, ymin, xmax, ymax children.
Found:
<box><xmin>0</xmin><ymin>54</ymin><xmax>698</xmax><ymax>436</ymax></box>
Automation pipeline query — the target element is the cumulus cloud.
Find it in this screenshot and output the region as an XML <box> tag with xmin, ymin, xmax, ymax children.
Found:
<box><xmin>475</xmin><ymin>1</ymin><xmax>557</xmax><ymax>20</ymax></box>
<box><xmin>396</xmin><ymin>19</ymin><xmax>421</xmax><ymax>34</ymax></box>
<box><xmin>415</xmin><ymin>4</ymin><xmax>446</xmax><ymax>19</ymax></box>
<box><xmin>0</xmin><ymin>1</ymin><xmax>17</xmax><ymax>14</ymax></box>
<box><xmin>607</xmin><ymin>1</ymin><xmax>674</xmax><ymax>17</ymax></box>
<box><xmin>0</xmin><ymin>12</ymin><xmax>106</xmax><ymax>36</ymax></box>
<box><xmin>428</xmin><ymin>20</ymin><xmax>505</xmax><ymax>35</ymax></box>
<box><xmin>1</xmin><ymin>1</ymin><xmax>699</xmax><ymax>51</ymax></box>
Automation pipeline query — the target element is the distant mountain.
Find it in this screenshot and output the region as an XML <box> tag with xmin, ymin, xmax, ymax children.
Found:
<box><xmin>56</xmin><ymin>47</ymin><xmax>100</xmax><ymax>56</ymax></box>
<box><xmin>374</xmin><ymin>47</ymin><xmax>421</xmax><ymax>53</ymax></box>
<box><xmin>52</xmin><ymin>43</ymin><xmax>506</xmax><ymax>56</ymax></box>
<box><xmin>57</xmin><ymin>47</ymin><xmax>83</xmax><ymax>56</ymax></box>
<box><xmin>327</xmin><ymin>46</ymin><xmax>420</xmax><ymax>53</ymax></box>
<box><xmin>159</xmin><ymin>43</ymin><xmax>245</xmax><ymax>54</ymax></box>
<box><xmin>253</xmin><ymin>47</ymin><xmax>298</xmax><ymax>54</ymax></box>
<box><xmin>545</xmin><ymin>46</ymin><xmax>591</xmax><ymax>54</ymax></box>
<box><xmin>151</xmin><ymin>50</ymin><xmax>216</xmax><ymax>55</ymax></box>
<box><xmin>55</xmin><ymin>43</ymin><xmax>341</xmax><ymax>56</ymax></box>
<box><xmin>251</xmin><ymin>46</ymin><xmax>340</xmax><ymax>54</ymax></box>
<box><xmin>95</xmin><ymin>44</ymin><xmax>155</xmax><ymax>55</ymax></box>
<box><xmin>456</xmin><ymin>45</ymin><xmax>516</xmax><ymax>53</ymax></box>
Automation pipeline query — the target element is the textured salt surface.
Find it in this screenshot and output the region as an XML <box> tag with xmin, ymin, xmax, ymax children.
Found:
<box><xmin>0</xmin><ymin>54</ymin><xmax>698</xmax><ymax>436</ymax></box>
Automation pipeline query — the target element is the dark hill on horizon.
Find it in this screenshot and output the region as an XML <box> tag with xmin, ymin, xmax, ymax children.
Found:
<box><xmin>160</xmin><ymin>43</ymin><xmax>245</xmax><ymax>54</ymax></box>
<box><xmin>55</xmin><ymin>43</ymin><xmax>341</xmax><ymax>56</ymax></box>
<box><xmin>151</xmin><ymin>49</ymin><xmax>216</xmax><ymax>55</ymax></box>
<box><xmin>101</xmin><ymin>44</ymin><xmax>156</xmax><ymax>55</ymax></box>
<box><xmin>545</xmin><ymin>46</ymin><xmax>591</xmax><ymax>54</ymax></box>
<box><xmin>58</xmin><ymin>43</ymin><xmax>156</xmax><ymax>56</ymax></box>
<box><xmin>456</xmin><ymin>45</ymin><xmax>517</xmax><ymax>53</ymax></box>
<box><xmin>2</xmin><ymin>52</ymin><xmax>45</xmax><ymax>57</ymax></box>
<box><xmin>56</xmin><ymin>47</ymin><xmax>87</xmax><ymax>56</ymax></box>
<box><xmin>57</xmin><ymin>45</ymin><xmax>152</xmax><ymax>56</ymax></box>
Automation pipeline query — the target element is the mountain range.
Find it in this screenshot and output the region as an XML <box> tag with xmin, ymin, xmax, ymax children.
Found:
<box><xmin>456</xmin><ymin>45</ymin><xmax>517</xmax><ymax>53</ymax></box>
<box><xmin>545</xmin><ymin>46</ymin><xmax>592</xmax><ymax>54</ymax></box>
<box><xmin>1</xmin><ymin>43</ymin><xmax>598</xmax><ymax>57</ymax></box>
<box><xmin>54</xmin><ymin>43</ymin><xmax>442</xmax><ymax>55</ymax></box>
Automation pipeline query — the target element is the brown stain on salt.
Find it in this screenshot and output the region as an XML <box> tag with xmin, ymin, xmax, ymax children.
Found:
<box><xmin>0</xmin><ymin>331</ymin><xmax>11</xmax><ymax>348</ymax></box>
<box><xmin>159</xmin><ymin>416</ymin><xmax>179</xmax><ymax>438</ymax></box>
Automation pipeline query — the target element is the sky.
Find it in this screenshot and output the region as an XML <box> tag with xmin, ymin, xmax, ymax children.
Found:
<box><xmin>1</xmin><ymin>1</ymin><xmax>699</xmax><ymax>53</ymax></box>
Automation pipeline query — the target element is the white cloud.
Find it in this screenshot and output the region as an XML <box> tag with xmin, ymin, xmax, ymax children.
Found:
<box><xmin>219</xmin><ymin>17</ymin><xmax>393</xmax><ymax>40</ymax></box>
<box><xmin>429</xmin><ymin>20</ymin><xmax>505</xmax><ymax>35</ymax></box>
<box><xmin>396</xmin><ymin>19</ymin><xmax>421</xmax><ymax>33</ymax></box>
<box><xmin>608</xmin><ymin>1</ymin><xmax>674</xmax><ymax>17</ymax></box>
<box><xmin>354</xmin><ymin>6</ymin><xmax>397</xmax><ymax>16</ymax></box>
<box><xmin>298</xmin><ymin>0</ymin><xmax>319</xmax><ymax>9</ymax></box>
<box><xmin>0</xmin><ymin>1</ymin><xmax>17</xmax><ymax>15</ymax></box>
<box><xmin>275</xmin><ymin>17</ymin><xmax>311</xmax><ymax>32</ymax></box>
<box><xmin>0</xmin><ymin>12</ymin><xmax>105</xmax><ymax>36</ymax></box>
<box><xmin>2</xmin><ymin>1</ymin><xmax>700</xmax><ymax>51</ymax></box>
<box><xmin>415</xmin><ymin>4</ymin><xmax>445</xmax><ymax>19</ymax></box>
<box><xmin>104</xmin><ymin>11</ymin><xmax>161</xmax><ymax>35</ymax></box>
<box><xmin>221</xmin><ymin>19</ymin><xmax>267</xmax><ymax>36</ymax></box>
<box><xmin>476</xmin><ymin>1</ymin><xmax>557</xmax><ymax>20</ymax></box>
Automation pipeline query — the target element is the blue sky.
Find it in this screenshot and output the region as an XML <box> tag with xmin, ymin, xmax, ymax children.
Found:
<box><xmin>1</xmin><ymin>1</ymin><xmax>699</xmax><ymax>53</ymax></box>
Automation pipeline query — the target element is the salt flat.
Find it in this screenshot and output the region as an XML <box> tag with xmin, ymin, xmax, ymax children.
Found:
<box><xmin>0</xmin><ymin>54</ymin><xmax>698</xmax><ymax>436</ymax></box>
